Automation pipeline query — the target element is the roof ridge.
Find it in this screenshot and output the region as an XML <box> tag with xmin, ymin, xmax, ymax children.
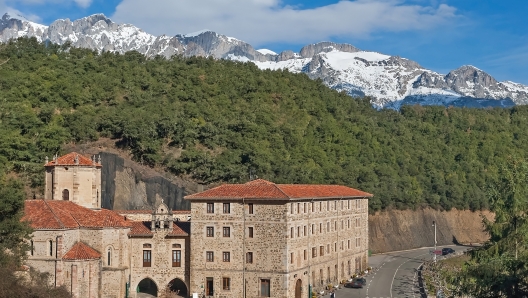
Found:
<box><xmin>273</xmin><ymin>183</ymin><xmax>291</xmax><ymax>199</ymax></box>
<box><xmin>43</xmin><ymin>200</ymin><xmax>65</xmax><ymax>229</ymax></box>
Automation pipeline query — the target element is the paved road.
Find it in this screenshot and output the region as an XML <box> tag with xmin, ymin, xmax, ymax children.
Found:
<box><xmin>320</xmin><ymin>245</ymin><xmax>467</xmax><ymax>298</ymax></box>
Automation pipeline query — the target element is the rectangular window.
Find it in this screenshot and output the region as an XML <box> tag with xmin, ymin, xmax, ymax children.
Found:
<box><xmin>246</xmin><ymin>252</ymin><xmax>253</xmax><ymax>263</ymax></box>
<box><xmin>291</xmin><ymin>227</ymin><xmax>294</xmax><ymax>238</ymax></box>
<box><xmin>143</xmin><ymin>250</ymin><xmax>151</xmax><ymax>267</ymax></box>
<box><xmin>248</xmin><ymin>203</ymin><xmax>254</xmax><ymax>214</ymax></box>
<box><xmin>291</xmin><ymin>203</ymin><xmax>294</xmax><ymax>214</ymax></box>
<box><xmin>223</xmin><ymin>203</ymin><xmax>230</xmax><ymax>214</ymax></box>
<box><xmin>341</xmin><ymin>241</ymin><xmax>344</xmax><ymax>250</ymax></box>
<box><xmin>341</xmin><ymin>200</ymin><xmax>343</xmax><ymax>209</ymax></box>
<box><xmin>303</xmin><ymin>203</ymin><xmax>306</xmax><ymax>213</ymax></box>
<box><xmin>319</xmin><ymin>202</ymin><xmax>322</xmax><ymax>211</ymax></box>
<box><xmin>297</xmin><ymin>203</ymin><xmax>300</xmax><ymax>214</ymax></box>
<box><xmin>341</xmin><ymin>220</ymin><xmax>343</xmax><ymax>230</ymax></box>
<box><xmin>334</xmin><ymin>201</ymin><xmax>337</xmax><ymax>210</ymax></box>
<box><xmin>334</xmin><ymin>221</ymin><xmax>337</xmax><ymax>231</ymax></box>
<box><xmin>206</xmin><ymin>251</ymin><xmax>214</xmax><ymax>262</ymax></box>
<box><xmin>356</xmin><ymin>237</ymin><xmax>360</xmax><ymax>247</ymax></box>
<box><xmin>207</xmin><ymin>203</ymin><xmax>214</xmax><ymax>213</ymax></box>
<box><xmin>248</xmin><ymin>227</ymin><xmax>254</xmax><ymax>238</ymax></box>
<box><xmin>320</xmin><ymin>246</ymin><xmax>324</xmax><ymax>256</ymax></box>
<box><xmin>348</xmin><ymin>219</ymin><xmax>350</xmax><ymax>229</ymax></box>
<box><xmin>261</xmin><ymin>279</ymin><xmax>271</xmax><ymax>297</ymax></box>
<box><xmin>223</xmin><ymin>251</ymin><xmax>230</xmax><ymax>262</ymax></box>
<box><xmin>327</xmin><ymin>201</ymin><xmax>330</xmax><ymax>211</ymax></box>
<box><xmin>304</xmin><ymin>226</ymin><xmax>307</xmax><ymax>236</ymax></box>
<box><xmin>348</xmin><ymin>240</ymin><xmax>351</xmax><ymax>249</ymax></box>
<box><xmin>348</xmin><ymin>200</ymin><xmax>350</xmax><ymax>209</ymax></box>
<box><xmin>311</xmin><ymin>224</ymin><xmax>315</xmax><ymax>235</ymax></box>
<box><xmin>290</xmin><ymin>252</ymin><xmax>294</xmax><ymax>264</ymax></box>
<box><xmin>297</xmin><ymin>226</ymin><xmax>300</xmax><ymax>237</ymax></box>
<box><xmin>312</xmin><ymin>247</ymin><xmax>317</xmax><ymax>258</ymax></box>
<box><xmin>223</xmin><ymin>227</ymin><xmax>231</xmax><ymax>237</ymax></box>
<box><xmin>223</xmin><ymin>277</ymin><xmax>230</xmax><ymax>290</ymax></box>
<box><xmin>311</xmin><ymin>202</ymin><xmax>314</xmax><ymax>212</ymax></box>
<box><xmin>206</xmin><ymin>226</ymin><xmax>214</xmax><ymax>237</ymax></box>
<box><xmin>172</xmin><ymin>250</ymin><xmax>181</xmax><ymax>267</ymax></box>
<box><xmin>327</xmin><ymin>222</ymin><xmax>330</xmax><ymax>232</ymax></box>
<box><xmin>335</xmin><ymin>242</ymin><xmax>337</xmax><ymax>252</ymax></box>
<box><xmin>304</xmin><ymin>250</ymin><xmax>307</xmax><ymax>260</ymax></box>
<box><xmin>327</xmin><ymin>244</ymin><xmax>330</xmax><ymax>254</ymax></box>
<box><xmin>319</xmin><ymin>223</ymin><xmax>322</xmax><ymax>233</ymax></box>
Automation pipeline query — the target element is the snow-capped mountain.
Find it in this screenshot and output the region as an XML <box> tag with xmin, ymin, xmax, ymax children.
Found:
<box><xmin>1</xmin><ymin>13</ymin><xmax>527</xmax><ymax>108</ymax></box>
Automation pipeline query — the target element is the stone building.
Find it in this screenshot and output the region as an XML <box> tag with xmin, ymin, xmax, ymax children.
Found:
<box><xmin>23</xmin><ymin>152</ymin><xmax>191</xmax><ymax>298</ymax></box>
<box><xmin>22</xmin><ymin>152</ymin><xmax>371</xmax><ymax>298</ymax></box>
<box><xmin>185</xmin><ymin>179</ymin><xmax>372</xmax><ymax>298</ymax></box>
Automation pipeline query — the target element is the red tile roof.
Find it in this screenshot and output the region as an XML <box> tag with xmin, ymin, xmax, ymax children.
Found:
<box><xmin>185</xmin><ymin>179</ymin><xmax>372</xmax><ymax>201</ymax></box>
<box><xmin>23</xmin><ymin>200</ymin><xmax>131</xmax><ymax>230</ymax></box>
<box><xmin>128</xmin><ymin>221</ymin><xmax>190</xmax><ymax>237</ymax></box>
<box><xmin>62</xmin><ymin>242</ymin><xmax>101</xmax><ymax>260</ymax></box>
<box><xmin>115</xmin><ymin>209</ymin><xmax>190</xmax><ymax>215</ymax></box>
<box><xmin>45</xmin><ymin>152</ymin><xmax>101</xmax><ymax>167</ymax></box>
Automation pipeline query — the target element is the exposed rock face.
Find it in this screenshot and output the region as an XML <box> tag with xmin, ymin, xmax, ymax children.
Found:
<box><xmin>1</xmin><ymin>13</ymin><xmax>527</xmax><ymax>108</ymax></box>
<box><xmin>99</xmin><ymin>152</ymin><xmax>191</xmax><ymax>211</ymax></box>
<box><xmin>369</xmin><ymin>208</ymin><xmax>493</xmax><ymax>254</ymax></box>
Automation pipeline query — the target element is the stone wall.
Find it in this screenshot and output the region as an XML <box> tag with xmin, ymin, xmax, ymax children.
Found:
<box><xmin>129</xmin><ymin>232</ymin><xmax>190</xmax><ymax>298</ymax></box>
<box><xmin>189</xmin><ymin>197</ymin><xmax>369</xmax><ymax>298</ymax></box>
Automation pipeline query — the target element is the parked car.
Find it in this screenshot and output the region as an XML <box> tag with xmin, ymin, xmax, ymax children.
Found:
<box><xmin>344</xmin><ymin>278</ymin><xmax>364</xmax><ymax>288</ymax></box>
<box><xmin>442</xmin><ymin>248</ymin><xmax>455</xmax><ymax>255</ymax></box>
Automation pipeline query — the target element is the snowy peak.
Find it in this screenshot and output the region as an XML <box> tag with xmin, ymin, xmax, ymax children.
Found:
<box><xmin>0</xmin><ymin>13</ymin><xmax>526</xmax><ymax>108</ymax></box>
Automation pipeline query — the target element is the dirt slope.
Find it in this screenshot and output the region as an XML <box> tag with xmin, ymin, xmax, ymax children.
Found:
<box><xmin>369</xmin><ymin>208</ymin><xmax>493</xmax><ymax>254</ymax></box>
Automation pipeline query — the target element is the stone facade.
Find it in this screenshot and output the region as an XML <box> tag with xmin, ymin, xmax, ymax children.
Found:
<box><xmin>25</xmin><ymin>153</ymin><xmax>371</xmax><ymax>298</ymax></box>
<box><xmin>186</xmin><ymin>179</ymin><xmax>371</xmax><ymax>298</ymax></box>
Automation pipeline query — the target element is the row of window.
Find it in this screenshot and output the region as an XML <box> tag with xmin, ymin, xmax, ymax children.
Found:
<box><xmin>142</xmin><ymin>243</ymin><xmax>182</xmax><ymax>267</ymax></box>
<box><xmin>291</xmin><ymin>199</ymin><xmax>364</xmax><ymax>214</ymax></box>
<box><xmin>29</xmin><ymin>240</ymin><xmax>55</xmax><ymax>257</ymax></box>
<box><xmin>290</xmin><ymin>218</ymin><xmax>361</xmax><ymax>239</ymax></box>
<box><xmin>204</xmin><ymin>277</ymin><xmax>270</xmax><ymax>296</ymax></box>
<box><xmin>205</xmin><ymin>226</ymin><xmax>254</xmax><ymax>238</ymax></box>
<box><xmin>288</xmin><ymin>239</ymin><xmax>361</xmax><ymax>264</ymax></box>
<box><xmin>205</xmin><ymin>251</ymin><xmax>255</xmax><ymax>264</ymax></box>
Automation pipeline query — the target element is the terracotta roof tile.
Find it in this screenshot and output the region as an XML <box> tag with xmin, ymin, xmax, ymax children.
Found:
<box><xmin>168</xmin><ymin>222</ymin><xmax>190</xmax><ymax>237</ymax></box>
<box><xmin>128</xmin><ymin>221</ymin><xmax>190</xmax><ymax>237</ymax></box>
<box><xmin>62</xmin><ymin>242</ymin><xmax>101</xmax><ymax>260</ymax></box>
<box><xmin>45</xmin><ymin>152</ymin><xmax>101</xmax><ymax>167</ymax></box>
<box><xmin>23</xmin><ymin>200</ymin><xmax>131</xmax><ymax>229</ymax></box>
<box><xmin>185</xmin><ymin>179</ymin><xmax>372</xmax><ymax>201</ymax></box>
<box><xmin>128</xmin><ymin>221</ymin><xmax>153</xmax><ymax>237</ymax></box>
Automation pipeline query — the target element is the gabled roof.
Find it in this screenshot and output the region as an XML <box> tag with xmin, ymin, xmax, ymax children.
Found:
<box><xmin>45</xmin><ymin>152</ymin><xmax>101</xmax><ymax>167</ymax></box>
<box><xmin>23</xmin><ymin>200</ymin><xmax>131</xmax><ymax>230</ymax></box>
<box><xmin>62</xmin><ymin>242</ymin><xmax>101</xmax><ymax>260</ymax></box>
<box><xmin>128</xmin><ymin>221</ymin><xmax>190</xmax><ymax>237</ymax></box>
<box><xmin>184</xmin><ymin>179</ymin><xmax>372</xmax><ymax>201</ymax></box>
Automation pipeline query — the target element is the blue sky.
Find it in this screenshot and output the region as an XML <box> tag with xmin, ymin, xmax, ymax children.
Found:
<box><xmin>3</xmin><ymin>0</ymin><xmax>527</xmax><ymax>84</ymax></box>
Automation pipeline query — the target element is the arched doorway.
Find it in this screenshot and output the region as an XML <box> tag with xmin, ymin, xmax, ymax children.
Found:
<box><xmin>137</xmin><ymin>278</ymin><xmax>158</xmax><ymax>297</ymax></box>
<box><xmin>295</xmin><ymin>279</ymin><xmax>302</xmax><ymax>298</ymax></box>
<box><xmin>166</xmin><ymin>278</ymin><xmax>187</xmax><ymax>297</ymax></box>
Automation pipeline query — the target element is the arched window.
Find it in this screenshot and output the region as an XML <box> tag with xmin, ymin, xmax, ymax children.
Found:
<box><xmin>49</xmin><ymin>240</ymin><xmax>53</xmax><ymax>257</ymax></box>
<box><xmin>62</xmin><ymin>189</ymin><xmax>69</xmax><ymax>201</ymax></box>
<box><xmin>107</xmin><ymin>248</ymin><xmax>112</xmax><ymax>266</ymax></box>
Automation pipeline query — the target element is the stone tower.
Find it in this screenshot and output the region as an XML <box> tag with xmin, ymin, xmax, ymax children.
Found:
<box><xmin>44</xmin><ymin>152</ymin><xmax>102</xmax><ymax>209</ymax></box>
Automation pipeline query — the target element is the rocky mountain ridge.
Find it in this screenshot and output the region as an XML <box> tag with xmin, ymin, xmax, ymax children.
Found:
<box><xmin>2</xmin><ymin>13</ymin><xmax>527</xmax><ymax>108</ymax></box>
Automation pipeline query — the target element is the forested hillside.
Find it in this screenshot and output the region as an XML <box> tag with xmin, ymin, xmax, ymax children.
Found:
<box><xmin>1</xmin><ymin>37</ymin><xmax>527</xmax><ymax>212</ymax></box>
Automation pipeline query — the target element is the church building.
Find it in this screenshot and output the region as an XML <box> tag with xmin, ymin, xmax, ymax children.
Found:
<box><xmin>22</xmin><ymin>152</ymin><xmax>371</xmax><ymax>298</ymax></box>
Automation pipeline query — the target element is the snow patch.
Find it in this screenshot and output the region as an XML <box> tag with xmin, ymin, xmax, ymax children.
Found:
<box><xmin>183</xmin><ymin>29</ymin><xmax>211</xmax><ymax>38</ymax></box>
<box><xmin>256</xmin><ymin>49</ymin><xmax>277</xmax><ymax>55</ymax></box>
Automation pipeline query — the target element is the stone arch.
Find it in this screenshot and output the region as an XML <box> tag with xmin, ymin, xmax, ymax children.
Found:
<box><xmin>295</xmin><ymin>279</ymin><xmax>302</xmax><ymax>298</ymax></box>
<box><xmin>62</xmin><ymin>189</ymin><xmax>69</xmax><ymax>200</ymax></box>
<box><xmin>137</xmin><ymin>277</ymin><xmax>158</xmax><ymax>297</ymax></box>
<box><xmin>166</xmin><ymin>278</ymin><xmax>188</xmax><ymax>297</ymax></box>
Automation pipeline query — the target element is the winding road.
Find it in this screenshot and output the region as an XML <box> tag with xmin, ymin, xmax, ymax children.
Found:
<box><xmin>321</xmin><ymin>245</ymin><xmax>466</xmax><ymax>298</ymax></box>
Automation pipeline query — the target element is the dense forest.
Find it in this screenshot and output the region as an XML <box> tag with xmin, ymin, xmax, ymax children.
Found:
<box><xmin>1</xmin><ymin>37</ymin><xmax>527</xmax><ymax>212</ymax></box>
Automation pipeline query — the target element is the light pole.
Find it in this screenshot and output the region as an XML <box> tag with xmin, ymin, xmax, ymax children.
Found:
<box><xmin>433</xmin><ymin>220</ymin><xmax>437</xmax><ymax>263</ymax></box>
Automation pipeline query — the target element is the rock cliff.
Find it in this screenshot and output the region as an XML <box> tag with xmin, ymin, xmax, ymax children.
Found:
<box><xmin>369</xmin><ymin>208</ymin><xmax>493</xmax><ymax>254</ymax></box>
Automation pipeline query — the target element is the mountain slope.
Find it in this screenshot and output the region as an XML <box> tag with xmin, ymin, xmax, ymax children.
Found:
<box><xmin>1</xmin><ymin>13</ymin><xmax>527</xmax><ymax>108</ymax></box>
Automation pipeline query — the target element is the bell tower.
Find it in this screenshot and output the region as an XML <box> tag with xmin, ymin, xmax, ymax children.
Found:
<box><xmin>44</xmin><ymin>152</ymin><xmax>102</xmax><ymax>209</ymax></box>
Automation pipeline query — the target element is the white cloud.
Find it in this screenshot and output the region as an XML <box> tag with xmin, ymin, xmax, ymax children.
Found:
<box><xmin>111</xmin><ymin>0</ymin><xmax>458</xmax><ymax>46</ymax></box>
<box><xmin>74</xmin><ymin>0</ymin><xmax>92</xmax><ymax>8</ymax></box>
<box><xmin>0</xmin><ymin>1</ymin><xmax>41</xmax><ymax>22</ymax></box>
